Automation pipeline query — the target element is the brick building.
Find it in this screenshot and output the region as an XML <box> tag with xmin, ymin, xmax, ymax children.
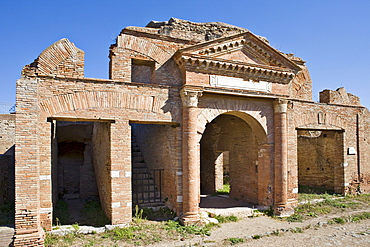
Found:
<box><xmin>5</xmin><ymin>18</ymin><xmax>370</xmax><ymax>245</ymax></box>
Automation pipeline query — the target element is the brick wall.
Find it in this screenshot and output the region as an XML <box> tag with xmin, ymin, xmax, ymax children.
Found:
<box><xmin>0</xmin><ymin>114</ymin><xmax>15</xmax><ymax>154</ymax></box>
<box><xmin>297</xmin><ymin>130</ymin><xmax>344</xmax><ymax>191</ymax></box>
<box><xmin>92</xmin><ymin>122</ymin><xmax>112</xmax><ymax>219</ymax></box>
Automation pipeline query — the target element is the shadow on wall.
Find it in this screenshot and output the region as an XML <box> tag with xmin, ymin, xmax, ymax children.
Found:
<box><xmin>0</xmin><ymin>145</ymin><xmax>15</xmax><ymax>226</ymax></box>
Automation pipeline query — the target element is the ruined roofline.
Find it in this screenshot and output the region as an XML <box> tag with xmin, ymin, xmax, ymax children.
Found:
<box><xmin>120</xmin><ymin>17</ymin><xmax>250</xmax><ymax>43</ymax></box>
<box><xmin>22</xmin><ymin>38</ymin><xmax>84</xmax><ymax>77</ymax></box>
<box><xmin>146</xmin><ymin>17</ymin><xmax>247</xmax><ymax>32</ymax></box>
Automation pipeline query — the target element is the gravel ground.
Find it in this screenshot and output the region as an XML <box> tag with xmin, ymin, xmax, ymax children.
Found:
<box><xmin>149</xmin><ymin>212</ymin><xmax>370</xmax><ymax>247</ymax></box>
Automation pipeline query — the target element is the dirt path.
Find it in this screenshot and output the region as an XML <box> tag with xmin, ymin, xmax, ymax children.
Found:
<box><xmin>149</xmin><ymin>212</ymin><xmax>370</xmax><ymax>246</ymax></box>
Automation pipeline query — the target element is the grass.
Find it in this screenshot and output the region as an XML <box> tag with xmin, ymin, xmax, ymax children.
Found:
<box><xmin>286</xmin><ymin>193</ymin><xmax>370</xmax><ymax>222</ymax></box>
<box><xmin>80</xmin><ymin>200</ymin><xmax>110</xmax><ymax>226</ymax></box>
<box><xmin>224</xmin><ymin>237</ymin><xmax>245</xmax><ymax>245</ymax></box>
<box><xmin>214</xmin><ymin>214</ymin><xmax>239</xmax><ymax>223</ymax></box>
<box><xmin>53</xmin><ymin>199</ymin><xmax>109</xmax><ymax>226</ymax></box>
<box><xmin>217</xmin><ymin>184</ymin><xmax>230</xmax><ymax>194</ymax></box>
<box><xmin>53</xmin><ymin>200</ymin><xmax>70</xmax><ymax>225</ymax></box>
<box><xmin>137</xmin><ymin>206</ymin><xmax>176</xmax><ymax>221</ymax></box>
<box><xmin>43</xmin><ymin>194</ymin><xmax>370</xmax><ymax>246</ymax></box>
<box><xmin>298</xmin><ymin>185</ymin><xmax>340</xmax><ymax>202</ymax></box>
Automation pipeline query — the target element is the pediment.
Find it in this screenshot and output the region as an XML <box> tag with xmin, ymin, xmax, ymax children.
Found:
<box><xmin>176</xmin><ymin>32</ymin><xmax>300</xmax><ymax>71</ymax></box>
<box><xmin>174</xmin><ymin>32</ymin><xmax>301</xmax><ymax>84</ymax></box>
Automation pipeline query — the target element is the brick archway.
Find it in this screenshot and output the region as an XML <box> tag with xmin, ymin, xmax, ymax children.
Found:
<box><xmin>197</xmin><ymin>100</ymin><xmax>272</xmax><ymax>143</ymax></box>
<box><xmin>38</xmin><ymin>91</ymin><xmax>177</xmax><ymax>121</ymax></box>
<box><xmin>198</xmin><ymin>110</ymin><xmax>273</xmax><ymax>206</ymax></box>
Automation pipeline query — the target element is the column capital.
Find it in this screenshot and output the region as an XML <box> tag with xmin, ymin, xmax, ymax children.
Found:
<box><xmin>274</xmin><ymin>98</ymin><xmax>288</xmax><ymax>113</ymax></box>
<box><xmin>180</xmin><ymin>87</ymin><xmax>203</xmax><ymax>107</ymax></box>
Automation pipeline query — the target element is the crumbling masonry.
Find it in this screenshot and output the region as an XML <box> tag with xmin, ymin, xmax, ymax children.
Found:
<box><xmin>1</xmin><ymin>18</ymin><xmax>370</xmax><ymax>245</ymax></box>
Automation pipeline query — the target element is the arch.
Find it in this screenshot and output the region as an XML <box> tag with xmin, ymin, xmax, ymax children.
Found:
<box><xmin>29</xmin><ymin>38</ymin><xmax>83</xmax><ymax>75</ymax></box>
<box><xmin>294</xmin><ymin>112</ymin><xmax>347</xmax><ymax>130</ymax></box>
<box><xmin>197</xmin><ymin>100</ymin><xmax>272</xmax><ymax>143</ymax></box>
<box><xmin>199</xmin><ymin>112</ymin><xmax>270</xmax><ymax>205</ymax></box>
<box><xmin>38</xmin><ymin>91</ymin><xmax>179</xmax><ymax>121</ymax></box>
<box><xmin>118</xmin><ymin>35</ymin><xmax>173</xmax><ymax>66</ymax></box>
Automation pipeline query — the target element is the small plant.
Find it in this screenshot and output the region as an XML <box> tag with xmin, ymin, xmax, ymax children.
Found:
<box><xmin>214</xmin><ymin>215</ymin><xmax>239</xmax><ymax>223</ymax></box>
<box><xmin>72</xmin><ymin>223</ymin><xmax>79</xmax><ymax>231</ymax></box>
<box><xmin>133</xmin><ymin>205</ymin><xmax>144</xmax><ymax>223</ymax></box>
<box><xmin>286</xmin><ymin>214</ymin><xmax>303</xmax><ymax>222</ymax></box>
<box><xmin>53</xmin><ymin>200</ymin><xmax>70</xmax><ymax>225</ymax></box>
<box><xmin>252</xmin><ymin>234</ymin><xmax>262</xmax><ymax>239</ymax></box>
<box><xmin>332</xmin><ymin>217</ymin><xmax>346</xmax><ymax>224</ymax></box>
<box><xmin>225</xmin><ymin>237</ymin><xmax>245</xmax><ymax>245</ymax></box>
<box><xmin>164</xmin><ymin>220</ymin><xmax>213</xmax><ymax>237</ymax></box>
<box><xmin>271</xmin><ymin>229</ymin><xmax>280</xmax><ymax>236</ymax></box>
<box><xmin>290</xmin><ymin>227</ymin><xmax>303</xmax><ymax>233</ymax></box>
<box><xmin>216</xmin><ymin>184</ymin><xmax>230</xmax><ymax>195</ymax></box>
<box><xmin>140</xmin><ymin>207</ymin><xmax>176</xmax><ymax>221</ymax></box>
<box><xmin>260</xmin><ymin>207</ymin><xmax>274</xmax><ymax>217</ymax></box>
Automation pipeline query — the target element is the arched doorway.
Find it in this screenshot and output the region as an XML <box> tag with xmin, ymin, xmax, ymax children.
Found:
<box><xmin>200</xmin><ymin>112</ymin><xmax>267</xmax><ymax>205</ymax></box>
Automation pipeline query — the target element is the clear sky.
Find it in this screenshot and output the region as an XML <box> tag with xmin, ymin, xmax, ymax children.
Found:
<box><xmin>1</xmin><ymin>0</ymin><xmax>370</xmax><ymax>113</ymax></box>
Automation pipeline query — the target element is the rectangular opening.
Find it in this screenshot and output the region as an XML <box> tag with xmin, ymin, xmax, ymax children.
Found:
<box><xmin>51</xmin><ymin>120</ymin><xmax>111</xmax><ymax>226</ymax></box>
<box><xmin>131</xmin><ymin>59</ymin><xmax>155</xmax><ymax>84</ymax></box>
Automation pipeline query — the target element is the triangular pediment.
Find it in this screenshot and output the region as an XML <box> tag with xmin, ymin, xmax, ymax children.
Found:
<box><xmin>176</xmin><ymin>32</ymin><xmax>300</xmax><ymax>71</ymax></box>
<box><xmin>174</xmin><ymin>32</ymin><xmax>301</xmax><ymax>84</ymax></box>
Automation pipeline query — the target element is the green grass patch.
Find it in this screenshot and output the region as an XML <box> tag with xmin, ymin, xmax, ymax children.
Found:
<box><xmin>80</xmin><ymin>200</ymin><xmax>110</xmax><ymax>226</ymax></box>
<box><xmin>164</xmin><ymin>220</ymin><xmax>213</xmax><ymax>236</ymax></box>
<box><xmin>225</xmin><ymin>237</ymin><xmax>245</xmax><ymax>245</ymax></box>
<box><xmin>214</xmin><ymin>215</ymin><xmax>239</xmax><ymax>223</ymax></box>
<box><xmin>53</xmin><ymin>200</ymin><xmax>70</xmax><ymax>225</ymax></box>
<box><xmin>286</xmin><ymin>214</ymin><xmax>303</xmax><ymax>222</ymax></box>
<box><xmin>217</xmin><ymin>184</ymin><xmax>230</xmax><ymax>194</ymax></box>
<box><xmin>139</xmin><ymin>207</ymin><xmax>176</xmax><ymax>221</ymax></box>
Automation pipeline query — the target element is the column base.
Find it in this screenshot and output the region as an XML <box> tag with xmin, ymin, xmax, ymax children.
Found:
<box><xmin>274</xmin><ymin>204</ymin><xmax>295</xmax><ymax>217</ymax></box>
<box><xmin>180</xmin><ymin>212</ymin><xmax>201</xmax><ymax>225</ymax></box>
<box><xmin>13</xmin><ymin>230</ymin><xmax>44</xmax><ymax>246</ymax></box>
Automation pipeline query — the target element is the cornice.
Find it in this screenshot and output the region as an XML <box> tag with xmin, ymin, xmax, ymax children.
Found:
<box><xmin>175</xmin><ymin>54</ymin><xmax>295</xmax><ymax>84</ymax></box>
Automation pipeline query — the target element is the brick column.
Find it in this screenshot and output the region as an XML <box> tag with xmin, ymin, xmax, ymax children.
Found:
<box><xmin>180</xmin><ymin>87</ymin><xmax>202</xmax><ymax>224</ymax></box>
<box><xmin>273</xmin><ymin>99</ymin><xmax>294</xmax><ymax>216</ymax></box>
<box><xmin>13</xmin><ymin>78</ymin><xmax>44</xmax><ymax>246</ymax></box>
<box><xmin>110</xmin><ymin>120</ymin><xmax>132</xmax><ymax>224</ymax></box>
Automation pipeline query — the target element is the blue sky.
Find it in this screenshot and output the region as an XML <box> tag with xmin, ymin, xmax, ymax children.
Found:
<box><xmin>1</xmin><ymin>0</ymin><xmax>370</xmax><ymax>113</ymax></box>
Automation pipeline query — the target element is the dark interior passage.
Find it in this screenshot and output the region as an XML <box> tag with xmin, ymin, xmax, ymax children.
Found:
<box><xmin>52</xmin><ymin>121</ymin><xmax>110</xmax><ymax>225</ymax></box>
<box><xmin>200</xmin><ymin>114</ymin><xmax>259</xmax><ymax>204</ymax></box>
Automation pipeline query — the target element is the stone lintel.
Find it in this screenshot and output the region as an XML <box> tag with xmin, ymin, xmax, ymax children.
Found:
<box><xmin>47</xmin><ymin>116</ymin><xmax>115</xmax><ymax>123</ymax></box>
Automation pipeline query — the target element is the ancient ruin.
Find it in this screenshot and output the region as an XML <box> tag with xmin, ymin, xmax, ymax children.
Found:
<box><xmin>1</xmin><ymin>18</ymin><xmax>370</xmax><ymax>245</ymax></box>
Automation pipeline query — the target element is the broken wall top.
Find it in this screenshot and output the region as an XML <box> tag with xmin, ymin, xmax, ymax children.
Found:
<box><xmin>123</xmin><ymin>17</ymin><xmax>249</xmax><ymax>43</ymax></box>
<box><xmin>22</xmin><ymin>38</ymin><xmax>84</xmax><ymax>78</ymax></box>
<box><xmin>320</xmin><ymin>87</ymin><xmax>361</xmax><ymax>106</ymax></box>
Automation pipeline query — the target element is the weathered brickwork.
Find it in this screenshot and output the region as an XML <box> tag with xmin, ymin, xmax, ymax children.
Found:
<box><xmin>8</xmin><ymin>18</ymin><xmax>370</xmax><ymax>244</ymax></box>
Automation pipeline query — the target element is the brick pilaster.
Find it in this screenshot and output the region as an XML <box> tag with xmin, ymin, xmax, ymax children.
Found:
<box><xmin>13</xmin><ymin>77</ymin><xmax>44</xmax><ymax>246</ymax></box>
<box><xmin>110</xmin><ymin>120</ymin><xmax>132</xmax><ymax>224</ymax></box>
